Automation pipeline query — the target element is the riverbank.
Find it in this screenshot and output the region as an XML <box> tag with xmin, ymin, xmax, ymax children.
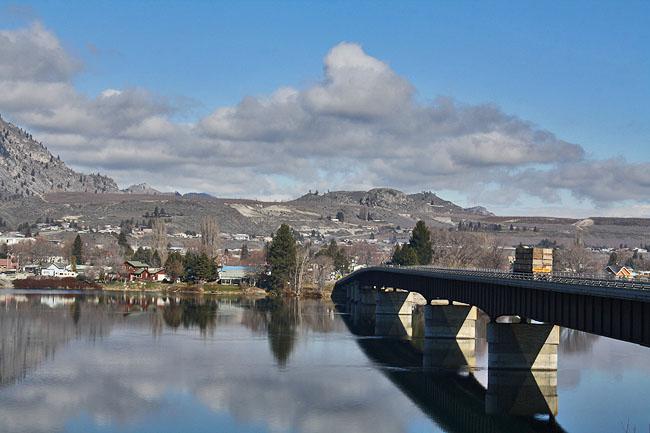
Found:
<box><xmin>101</xmin><ymin>281</ymin><xmax>268</xmax><ymax>296</ymax></box>
<box><xmin>5</xmin><ymin>275</ymin><xmax>334</xmax><ymax>298</ymax></box>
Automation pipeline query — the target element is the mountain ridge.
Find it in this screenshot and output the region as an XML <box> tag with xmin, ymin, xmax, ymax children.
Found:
<box><xmin>0</xmin><ymin>114</ymin><xmax>118</xmax><ymax>200</ymax></box>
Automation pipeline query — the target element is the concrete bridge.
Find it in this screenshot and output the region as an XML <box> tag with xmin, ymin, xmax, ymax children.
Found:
<box><xmin>333</xmin><ymin>266</ymin><xmax>650</xmax><ymax>348</ymax></box>
<box><xmin>333</xmin><ymin>266</ymin><xmax>650</xmax><ymax>430</ymax></box>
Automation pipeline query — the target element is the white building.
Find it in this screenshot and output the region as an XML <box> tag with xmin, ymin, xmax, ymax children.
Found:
<box><xmin>0</xmin><ymin>233</ymin><xmax>35</xmax><ymax>246</ymax></box>
<box><xmin>41</xmin><ymin>264</ymin><xmax>78</xmax><ymax>278</ymax></box>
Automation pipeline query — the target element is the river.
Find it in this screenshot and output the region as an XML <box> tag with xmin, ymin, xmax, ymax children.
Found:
<box><xmin>0</xmin><ymin>291</ymin><xmax>648</xmax><ymax>433</ymax></box>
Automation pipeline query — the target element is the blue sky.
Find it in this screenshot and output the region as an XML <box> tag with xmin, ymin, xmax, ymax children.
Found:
<box><xmin>0</xmin><ymin>1</ymin><xmax>649</xmax><ymax>216</ymax></box>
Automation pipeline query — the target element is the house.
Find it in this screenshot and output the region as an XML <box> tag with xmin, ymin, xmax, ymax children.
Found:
<box><xmin>41</xmin><ymin>263</ymin><xmax>78</xmax><ymax>278</ymax></box>
<box><xmin>148</xmin><ymin>267</ymin><xmax>168</xmax><ymax>282</ymax></box>
<box><xmin>124</xmin><ymin>261</ymin><xmax>167</xmax><ymax>282</ymax></box>
<box><xmin>218</xmin><ymin>265</ymin><xmax>255</xmax><ymax>285</ymax></box>
<box><xmin>606</xmin><ymin>265</ymin><xmax>635</xmax><ymax>279</ymax></box>
<box><xmin>0</xmin><ymin>233</ymin><xmax>35</xmax><ymax>246</ymax></box>
<box><xmin>124</xmin><ymin>260</ymin><xmax>150</xmax><ymax>281</ymax></box>
<box><xmin>0</xmin><ymin>258</ymin><xmax>17</xmax><ymax>273</ymax></box>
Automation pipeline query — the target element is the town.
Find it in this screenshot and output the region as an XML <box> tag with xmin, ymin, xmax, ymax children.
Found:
<box><xmin>2</xmin><ymin>211</ymin><xmax>650</xmax><ymax>293</ymax></box>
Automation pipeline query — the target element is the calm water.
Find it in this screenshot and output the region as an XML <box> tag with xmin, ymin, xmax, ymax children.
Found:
<box><xmin>0</xmin><ymin>291</ymin><xmax>649</xmax><ymax>433</ymax></box>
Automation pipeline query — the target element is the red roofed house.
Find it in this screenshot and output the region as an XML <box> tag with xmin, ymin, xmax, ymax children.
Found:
<box><xmin>124</xmin><ymin>261</ymin><xmax>168</xmax><ymax>282</ymax></box>
<box><xmin>0</xmin><ymin>258</ymin><xmax>17</xmax><ymax>273</ymax></box>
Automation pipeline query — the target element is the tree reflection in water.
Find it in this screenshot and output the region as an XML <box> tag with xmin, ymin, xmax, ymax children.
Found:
<box><xmin>161</xmin><ymin>298</ymin><xmax>219</xmax><ymax>334</ymax></box>
<box><xmin>559</xmin><ymin>328</ymin><xmax>599</xmax><ymax>355</ymax></box>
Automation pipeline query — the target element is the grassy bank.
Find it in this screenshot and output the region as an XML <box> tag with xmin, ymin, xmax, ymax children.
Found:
<box><xmin>100</xmin><ymin>280</ymin><xmax>266</xmax><ymax>295</ymax></box>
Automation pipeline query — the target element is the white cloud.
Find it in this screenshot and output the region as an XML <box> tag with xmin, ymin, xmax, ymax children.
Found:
<box><xmin>0</xmin><ymin>23</ymin><xmax>648</xmax><ymax>209</ymax></box>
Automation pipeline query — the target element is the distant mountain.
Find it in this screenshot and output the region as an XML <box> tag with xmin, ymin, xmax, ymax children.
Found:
<box><xmin>122</xmin><ymin>183</ymin><xmax>162</xmax><ymax>195</ymax></box>
<box><xmin>0</xmin><ymin>114</ymin><xmax>118</xmax><ymax>200</ymax></box>
<box><xmin>463</xmin><ymin>206</ymin><xmax>495</xmax><ymax>217</ymax></box>
<box><xmin>0</xmin><ymin>116</ymin><xmax>498</xmax><ymax>233</ymax></box>
<box><xmin>182</xmin><ymin>192</ymin><xmax>216</xmax><ymax>200</ymax></box>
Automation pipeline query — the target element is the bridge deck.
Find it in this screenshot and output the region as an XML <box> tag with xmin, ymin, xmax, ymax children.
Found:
<box><xmin>336</xmin><ymin>266</ymin><xmax>650</xmax><ymax>303</ymax></box>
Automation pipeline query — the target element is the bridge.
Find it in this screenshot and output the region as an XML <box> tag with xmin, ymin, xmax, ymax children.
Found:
<box><xmin>332</xmin><ymin>266</ymin><xmax>650</xmax><ymax>430</ymax></box>
<box><xmin>333</xmin><ymin>266</ymin><xmax>650</xmax><ymax>348</ymax></box>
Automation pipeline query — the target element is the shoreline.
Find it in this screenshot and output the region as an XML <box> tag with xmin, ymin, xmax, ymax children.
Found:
<box><xmin>2</xmin><ymin>279</ymin><xmax>332</xmax><ymax>298</ymax></box>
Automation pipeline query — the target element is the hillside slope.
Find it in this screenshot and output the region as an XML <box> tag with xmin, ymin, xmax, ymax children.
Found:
<box><xmin>0</xmin><ymin>114</ymin><xmax>118</xmax><ymax>200</ymax></box>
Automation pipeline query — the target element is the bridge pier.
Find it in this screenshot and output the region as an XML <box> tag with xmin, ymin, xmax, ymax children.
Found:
<box><xmin>424</xmin><ymin>303</ymin><xmax>477</xmax><ymax>339</ymax></box>
<box><xmin>486</xmin><ymin>322</ymin><xmax>559</xmax><ymax>415</ymax></box>
<box><xmin>375</xmin><ymin>289</ymin><xmax>419</xmax><ymax>315</ymax></box>
<box><xmin>373</xmin><ymin>290</ymin><xmax>426</xmax><ymax>337</ymax></box>
<box><xmin>422</xmin><ymin>303</ymin><xmax>478</xmax><ymax>369</ymax></box>
<box><xmin>487</xmin><ymin>323</ymin><xmax>559</xmax><ymax>370</ymax></box>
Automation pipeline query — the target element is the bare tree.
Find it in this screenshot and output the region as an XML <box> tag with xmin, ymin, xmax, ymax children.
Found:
<box><xmin>554</xmin><ymin>244</ymin><xmax>602</xmax><ymax>274</ymax></box>
<box><xmin>475</xmin><ymin>235</ymin><xmax>508</xmax><ymax>270</ymax></box>
<box><xmin>200</xmin><ymin>215</ymin><xmax>220</xmax><ymax>257</ymax></box>
<box><xmin>292</xmin><ymin>242</ymin><xmax>313</xmax><ymax>296</ymax></box>
<box><xmin>312</xmin><ymin>254</ymin><xmax>334</xmax><ymax>295</ymax></box>
<box><xmin>429</xmin><ymin>230</ymin><xmax>510</xmax><ymax>270</ymax></box>
<box><xmin>152</xmin><ymin>218</ymin><xmax>168</xmax><ymax>263</ymax></box>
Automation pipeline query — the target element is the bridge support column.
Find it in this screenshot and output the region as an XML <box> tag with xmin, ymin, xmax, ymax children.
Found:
<box><xmin>422</xmin><ymin>303</ymin><xmax>477</xmax><ymax>369</ymax></box>
<box><xmin>374</xmin><ymin>290</ymin><xmax>423</xmax><ymax>337</ymax></box>
<box><xmin>487</xmin><ymin>323</ymin><xmax>559</xmax><ymax>370</ymax></box>
<box><xmin>424</xmin><ymin>303</ymin><xmax>477</xmax><ymax>339</ymax></box>
<box><xmin>486</xmin><ymin>323</ymin><xmax>558</xmax><ymax>415</ymax></box>
<box><xmin>375</xmin><ymin>290</ymin><xmax>416</xmax><ymax>315</ymax></box>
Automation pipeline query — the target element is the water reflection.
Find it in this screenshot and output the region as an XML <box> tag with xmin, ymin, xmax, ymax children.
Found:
<box><xmin>1</xmin><ymin>292</ymin><xmax>649</xmax><ymax>433</ymax></box>
<box><xmin>340</xmin><ymin>303</ymin><xmax>566</xmax><ymax>433</ymax></box>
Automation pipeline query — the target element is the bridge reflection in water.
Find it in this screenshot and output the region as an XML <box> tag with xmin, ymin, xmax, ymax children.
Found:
<box><xmin>340</xmin><ymin>298</ymin><xmax>566</xmax><ymax>433</ymax></box>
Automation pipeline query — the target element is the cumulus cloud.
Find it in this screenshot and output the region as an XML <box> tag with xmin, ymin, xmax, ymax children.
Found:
<box><xmin>0</xmin><ymin>22</ymin><xmax>648</xmax><ymax>208</ymax></box>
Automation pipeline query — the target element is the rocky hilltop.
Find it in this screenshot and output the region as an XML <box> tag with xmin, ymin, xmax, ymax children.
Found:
<box><xmin>0</xmin><ymin>114</ymin><xmax>118</xmax><ymax>200</ymax></box>
<box><xmin>290</xmin><ymin>188</ymin><xmax>492</xmax><ymax>222</ymax></box>
<box><xmin>122</xmin><ymin>183</ymin><xmax>164</xmax><ymax>195</ymax></box>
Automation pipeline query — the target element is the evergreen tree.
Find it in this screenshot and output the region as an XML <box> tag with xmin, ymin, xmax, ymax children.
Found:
<box><xmin>409</xmin><ymin>220</ymin><xmax>432</xmax><ymax>265</ymax></box>
<box><xmin>132</xmin><ymin>247</ymin><xmax>153</xmax><ymax>264</ymax></box>
<box><xmin>183</xmin><ymin>252</ymin><xmax>199</xmax><ymax>281</ymax></box>
<box><xmin>402</xmin><ymin>245</ymin><xmax>418</xmax><ymax>266</ymax></box>
<box><xmin>267</xmin><ymin>224</ymin><xmax>297</xmax><ymax>290</ymax></box>
<box><xmin>196</xmin><ymin>253</ymin><xmax>216</xmax><ymax>281</ymax></box>
<box><xmin>608</xmin><ymin>251</ymin><xmax>619</xmax><ymax>266</ymax></box>
<box><xmin>71</xmin><ymin>234</ymin><xmax>83</xmax><ymax>265</ymax></box>
<box><xmin>118</xmin><ymin>231</ymin><xmax>129</xmax><ymax>247</ymax></box>
<box><xmin>241</xmin><ymin>243</ymin><xmax>249</xmax><ymax>260</ymax></box>
<box><xmin>392</xmin><ymin>244</ymin><xmax>418</xmax><ymax>266</ymax></box>
<box><xmin>164</xmin><ymin>252</ymin><xmax>185</xmax><ymax>281</ymax></box>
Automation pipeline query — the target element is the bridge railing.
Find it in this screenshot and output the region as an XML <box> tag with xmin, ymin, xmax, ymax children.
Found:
<box><xmin>375</xmin><ymin>265</ymin><xmax>650</xmax><ymax>291</ymax></box>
